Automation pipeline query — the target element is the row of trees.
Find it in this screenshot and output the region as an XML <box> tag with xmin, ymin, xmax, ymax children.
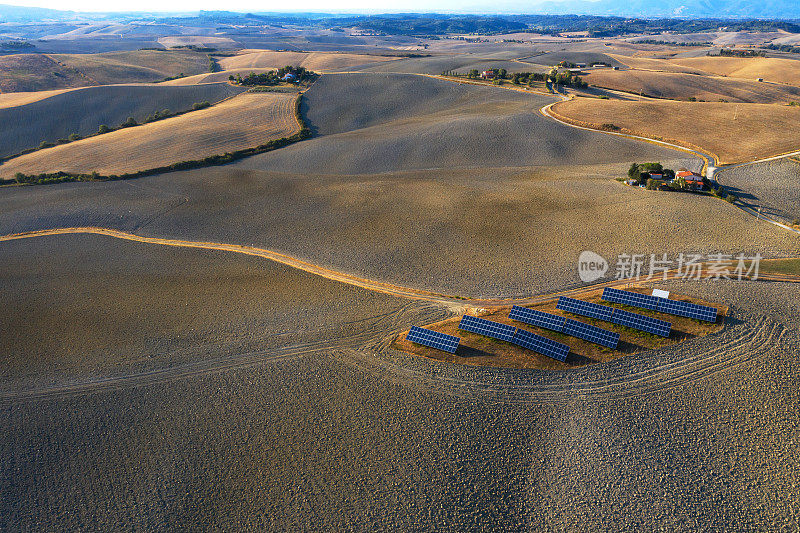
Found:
<box><xmin>27</xmin><ymin>102</ymin><xmax>211</xmax><ymax>154</ymax></box>
<box><xmin>763</xmin><ymin>43</ymin><xmax>800</xmax><ymax>54</ymax></box>
<box><xmin>462</xmin><ymin>68</ymin><xmax>585</xmax><ymax>88</ymax></box>
<box><xmin>13</xmin><ymin>94</ymin><xmax>313</xmax><ymax>186</ymax></box>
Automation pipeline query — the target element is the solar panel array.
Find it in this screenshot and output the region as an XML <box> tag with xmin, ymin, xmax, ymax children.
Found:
<box><xmin>509</xmin><ymin>305</ymin><xmax>619</xmax><ymax>349</ymax></box>
<box><xmin>458</xmin><ymin>315</ymin><xmax>516</xmax><ymax>342</ymax></box>
<box><xmin>406</xmin><ymin>326</ymin><xmax>460</xmax><ymax>354</ymax></box>
<box><xmin>558</xmin><ymin>295</ymin><xmax>673</xmax><ymax>338</ymax></box>
<box><xmin>601</xmin><ymin>288</ymin><xmax>718</xmax><ymax>323</ymax></box>
<box><xmin>609</xmin><ymin>308</ymin><xmax>672</xmax><ymax>337</ymax></box>
<box><xmin>601</xmin><ymin>288</ymin><xmax>660</xmax><ymax>311</ymax></box>
<box><xmin>563</xmin><ymin>318</ymin><xmax>620</xmax><ymax>349</ymax></box>
<box><xmin>508</xmin><ymin>305</ymin><xmax>566</xmax><ymax>332</ymax></box>
<box><xmin>511</xmin><ymin>329</ymin><xmax>569</xmax><ymax>362</ymax></box>
<box><xmin>556</xmin><ymin>297</ymin><xmax>614</xmax><ymax>321</ymax></box>
<box><xmin>657</xmin><ymin>298</ymin><xmax>718</xmax><ymax>322</ymax></box>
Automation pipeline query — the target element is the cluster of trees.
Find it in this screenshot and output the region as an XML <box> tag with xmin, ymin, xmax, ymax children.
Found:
<box><xmin>13</xmin><ymin>95</ymin><xmax>313</xmax><ymax>186</ymax></box>
<box><xmin>763</xmin><ymin>43</ymin><xmax>800</xmax><ymax>54</ymax></box>
<box><xmin>635</xmin><ymin>39</ymin><xmax>711</xmax><ymax>47</ymax></box>
<box><xmin>709</xmin><ymin>183</ymin><xmax>738</xmax><ymax>203</ymax></box>
<box><xmin>162</xmin><ymin>72</ymin><xmax>187</xmax><ymax>82</ymax></box>
<box><xmin>548</xmin><ymin>69</ymin><xmax>588</xmax><ymax>88</ymax></box>
<box><xmin>510</xmin><ymin>71</ymin><xmax>548</xmax><ymax>85</ymax></box>
<box><xmin>170</xmin><ymin>45</ymin><xmax>217</xmax><ymax>52</ymax></box>
<box><xmin>0</xmin><ymin>40</ymin><xmax>34</xmax><ymax>50</ymax></box>
<box><xmin>37</xmin><ymin>133</ymin><xmax>83</xmax><ymax>150</ymax></box>
<box><xmin>462</xmin><ymin>68</ymin><xmax>583</xmax><ymax>88</ymax></box>
<box><xmin>715</xmin><ymin>48</ymin><xmax>766</xmax><ymax>57</ymax></box>
<box><xmin>628</xmin><ymin>162</ymin><xmax>676</xmax><ymax>188</ymax></box>
<box><xmin>231</xmin><ymin>66</ymin><xmax>318</xmax><ymax>86</ymax></box>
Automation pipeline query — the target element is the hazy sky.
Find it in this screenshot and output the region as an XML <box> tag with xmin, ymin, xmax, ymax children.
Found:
<box><xmin>6</xmin><ymin>0</ymin><xmax>561</xmax><ymax>13</ymax></box>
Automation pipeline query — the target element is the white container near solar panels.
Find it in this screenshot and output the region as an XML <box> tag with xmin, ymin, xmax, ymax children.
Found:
<box><xmin>652</xmin><ymin>289</ymin><xmax>670</xmax><ymax>299</ymax></box>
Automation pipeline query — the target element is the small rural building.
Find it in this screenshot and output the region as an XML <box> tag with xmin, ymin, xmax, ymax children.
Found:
<box><xmin>676</xmin><ymin>170</ymin><xmax>705</xmax><ymax>190</ymax></box>
<box><xmin>480</xmin><ymin>70</ymin><xmax>496</xmax><ymax>79</ymax></box>
<box><xmin>648</xmin><ymin>173</ymin><xmax>664</xmax><ymax>181</ymax></box>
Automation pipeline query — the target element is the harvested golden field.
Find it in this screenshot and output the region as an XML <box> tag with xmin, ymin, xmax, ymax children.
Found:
<box><xmin>49</xmin><ymin>50</ymin><xmax>211</xmax><ymax>84</ymax></box>
<box><xmin>218</xmin><ymin>50</ymin><xmax>398</xmax><ymax>72</ymax></box>
<box><xmin>300</xmin><ymin>52</ymin><xmax>400</xmax><ymax>72</ymax></box>
<box><xmin>218</xmin><ymin>51</ymin><xmax>310</xmax><ymax>70</ymax></box>
<box><xmin>583</xmin><ymin>68</ymin><xmax>800</xmax><ymax>103</ymax></box>
<box><xmin>0</xmin><ymin>87</ymin><xmax>76</xmax><ymax>109</ymax></box>
<box><xmin>606</xmin><ymin>53</ymin><xmax>708</xmax><ymax>74</ymax></box>
<box><xmin>0</xmin><ymin>92</ymin><xmax>299</xmax><ymax>178</ymax></box>
<box><xmin>0</xmin><ymin>53</ymin><xmax>90</xmax><ymax>92</ymax></box>
<box><xmin>668</xmin><ymin>56</ymin><xmax>800</xmax><ymax>86</ymax></box>
<box><xmin>551</xmin><ymin>97</ymin><xmax>800</xmax><ymax>164</ymax></box>
<box><xmin>157</xmin><ymin>35</ymin><xmax>238</xmax><ymax>49</ymax></box>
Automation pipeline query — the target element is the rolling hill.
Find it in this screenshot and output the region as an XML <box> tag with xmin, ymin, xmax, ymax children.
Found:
<box><xmin>0</xmin><ymin>92</ymin><xmax>299</xmax><ymax>178</ymax></box>
<box><xmin>0</xmin><ymin>83</ymin><xmax>245</xmax><ymax>158</ymax></box>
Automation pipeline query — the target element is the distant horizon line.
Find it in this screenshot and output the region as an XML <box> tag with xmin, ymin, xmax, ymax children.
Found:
<box><xmin>2</xmin><ymin>4</ymin><xmax>799</xmax><ymax>21</ymax></box>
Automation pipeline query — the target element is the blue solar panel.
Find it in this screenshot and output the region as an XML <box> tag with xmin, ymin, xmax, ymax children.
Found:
<box><xmin>556</xmin><ymin>297</ymin><xmax>614</xmax><ymax>321</ymax></box>
<box><xmin>508</xmin><ymin>305</ymin><xmax>566</xmax><ymax>332</ymax></box>
<box><xmin>562</xmin><ymin>318</ymin><xmax>620</xmax><ymax>349</ymax></box>
<box><xmin>511</xmin><ymin>329</ymin><xmax>569</xmax><ymax>362</ymax></box>
<box><xmin>458</xmin><ymin>315</ymin><xmax>517</xmax><ymax>342</ymax></box>
<box><xmin>657</xmin><ymin>298</ymin><xmax>718</xmax><ymax>323</ymax></box>
<box><xmin>406</xmin><ymin>326</ymin><xmax>460</xmax><ymax>353</ymax></box>
<box><xmin>610</xmin><ymin>308</ymin><xmax>672</xmax><ymax>337</ymax></box>
<box><xmin>601</xmin><ymin>288</ymin><xmax>661</xmax><ymax>311</ymax></box>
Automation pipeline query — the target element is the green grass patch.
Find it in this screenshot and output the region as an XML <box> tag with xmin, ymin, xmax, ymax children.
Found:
<box><xmin>760</xmin><ymin>258</ymin><xmax>800</xmax><ymax>276</ymax></box>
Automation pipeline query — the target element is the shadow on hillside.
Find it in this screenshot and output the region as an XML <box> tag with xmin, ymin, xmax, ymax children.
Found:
<box><xmin>299</xmin><ymin>95</ymin><xmax>320</xmax><ymax>137</ymax></box>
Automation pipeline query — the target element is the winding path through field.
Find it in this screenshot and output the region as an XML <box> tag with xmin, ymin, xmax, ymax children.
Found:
<box><xmin>3</xmin><ymin>226</ymin><xmax>797</xmax><ymax>309</ymax></box>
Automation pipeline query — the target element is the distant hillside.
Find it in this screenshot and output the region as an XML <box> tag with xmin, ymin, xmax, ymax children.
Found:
<box><xmin>0</xmin><ymin>4</ymin><xmax>74</xmax><ymax>22</ymax></box>
<box><xmin>535</xmin><ymin>0</ymin><xmax>800</xmax><ymax>18</ymax></box>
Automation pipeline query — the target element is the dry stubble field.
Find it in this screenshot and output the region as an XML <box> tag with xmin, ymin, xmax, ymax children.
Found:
<box><xmin>0</xmin><ymin>92</ymin><xmax>299</xmax><ymax>178</ymax></box>
<box><xmin>218</xmin><ymin>50</ymin><xmax>400</xmax><ymax>72</ymax></box>
<box><xmin>551</xmin><ymin>97</ymin><xmax>800</xmax><ymax>164</ymax></box>
<box><xmin>49</xmin><ymin>50</ymin><xmax>212</xmax><ymax>84</ymax></box>
<box><xmin>582</xmin><ymin>68</ymin><xmax>800</xmax><ymax>103</ymax></box>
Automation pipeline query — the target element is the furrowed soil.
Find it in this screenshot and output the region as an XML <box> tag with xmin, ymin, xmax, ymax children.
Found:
<box><xmin>719</xmin><ymin>158</ymin><xmax>800</xmax><ymax>223</ymax></box>
<box><xmin>1</xmin><ymin>277</ymin><xmax>798</xmax><ymax>529</ymax></box>
<box><xmin>0</xmin><ymin>233</ymin><xmax>421</xmax><ymax>389</ymax></box>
